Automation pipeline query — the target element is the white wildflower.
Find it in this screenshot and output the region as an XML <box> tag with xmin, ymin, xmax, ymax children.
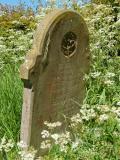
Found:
<box><xmin>9</xmin><ymin>35</ymin><xmax>14</xmax><ymax>39</ymax></box>
<box><xmin>40</xmin><ymin>140</ymin><xmax>51</xmax><ymax>149</ymax></box>
<box><xmin>19</xmin><ymin>149</ymin><xmax>37</xmax><ymax>160</ymax></box>
<box><xmin>51</xmin><ymin>133</ymin><xmax>59</xmax><ymax>141</ymax></box>
<box><xmin>116</xmin><ymin>102</ymin><xmax>120</xmax><ymax>106</ymax></box>
<box><xmin>44</xmin><ymin>121</ymin><xmax>62</xmax><ymax>129</ymax></box>
<box><xmin>0</xmin><ymin>36</ymin><xmax>4</xmax><ymax>41</ymax></box>
<box><xmin>35</xmin><ymin>14</ymin><xmax>45</xmax><ymax>21</ymax></box>
<box><xmin>115</xmin><ymin>19</ymin><xmax>120</xmax><ymax>27</ymax></box>
<box><xmin>20</xmin><ymin>15</ymin><xmax>27</xmax><ymax>20</ymax></box>
<box><xmin>0</xmin><ymin>44</ymin><xmax>6</xmax><ymax>50</ymax></box>
<box><xmin>60</xmin><ymin>145</ymin><xmax>67</xmax><ymax>153</ymax></box>
<box><xmin>104</xmin><ymin>80</ymin><xmax>114</xmax><ymax>86</ymax></box>
<box><xmin>41</xmin><ymin>130</ymin><xmax>50</xmax><ymax>138</ymax></box>
<box><xmin>80</xmin><ymin>108</ymin><xmax>96</xmax><ymax>121</ymax></box>
<box><xmin>15</xmin><ymin>30</ymin><xmax>22</xmax><ymax>35</ymax></box>
<box><xmin>100</xmin><ymin>105</ymin><xmax>110</xmax><ymax>113</ymax></box>
<box><xmin>71</xmin><ymin>113</ymin><xmax>82</xmax><ymax>126</ymax></box>
<box><xmin>17</xmin><ymin>45</ymin><xmax>26</xmax><ymax>51</ymax></box>
<box><xmin>106</xmin><ymin>72</ymin><xmax>115</xmax><ymax>78</ymax></box>
<box><xmin>17</xmin><ymin>141</ymin><xmax>28</xmax><ymax>149</ymax></box>
<box><xmin>51</xmin><ymin>131</ymin><xmax>71</xmax><ymax>148</ymax></box>
<box><xmin>0</xmin><ymin>137</ymin><xmax>14</xmax><ymax>152</ymax></box>
<box><xmin>99</xmin><ymin>114</ymin><xmax>109</xmax><ymax>122</ymax></box>
<box><xmin>112</xmin><ymin>108</ymin><xmax>120</xmax><ymax>117</ymax></box>
<box><xmin>83</xmin><ymin>74</ymin><xmax>89</xmax><ymax>80</ymax></box>
<box><xmin>90</xmin><ymin>71</ymin><xmax>101</xmax><ymax>78</ymax></box>
<box><xmin>12</xmin><ymin>20</ymin><xmax>21</xmax><ymax>25</ymax></box>
<box><xmin>94</xmin><ymin>128</ymin><xmax>101</xmax><ymax>138</ymax></box>
<box><xmin>4</xmin><ymin>139</ymin><xmax>14</xmax><ymax>152</ymax></box>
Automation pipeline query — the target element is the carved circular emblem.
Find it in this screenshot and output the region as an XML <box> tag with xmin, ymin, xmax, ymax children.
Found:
<box><xmin>61</xmin><ymin>31</ymin><xmax>77</xmax><ymax>57</ymax></box>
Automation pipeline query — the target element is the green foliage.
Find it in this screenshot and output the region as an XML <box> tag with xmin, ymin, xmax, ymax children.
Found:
<box><xmin>0</xmin><ymin>65</ymin><xmax>23</xmax><ymax>140</ymax></box>
<box><xmin>43</xmin><ymin>3</ymin><xmax>120</xmax><ymax>160</ymax></box>
<box><xmin>0</xmin><ymin>3</ymin><xmax>36</xmax><ymax>30</ymax></box>
<box><xmin>80</xmin><ymin>3</ymin><xmax>120</xmax><ymax>105</ymax></box>
<box><xmin>92</xmin><ymin>0</ymin><xmax>120</xmax><ymax>5</ymax></box>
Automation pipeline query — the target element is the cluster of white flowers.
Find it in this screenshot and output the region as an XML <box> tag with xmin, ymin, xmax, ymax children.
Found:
<box><xmin>17</xmin><ymin>141</ymin><xmax>28</xmax><ymax>149</ymax></box>
<box><xmin>111</xmin><ymin>107</ymin><xmax>120</xmax><ymax>118</ymax></box>
<box><xmin>94</xmin><ymin>128</ymin><xmax>101</xmax><ymax>138</ymax></box>
<box><xmin>40</xmin><ymin>139</ymin><xmax>51</xmax><ymax>149</ymax></box>
<box><xmin>70</xmin><ymin>113</ymin><xmax>82</xmax><ymax>126</ymax></box>
<box><xmin>0</xmin><ymin>44</ymin><xmax>6</xmax><ymax>50</ymax></box>
<box><xmin>104</xmin><ymin>80</ymin><xmax>114</xmax><ymax>86</ymax></box>
<box><xmin>51</xmin><ymin>131</ymin><xmax>71</xmax><ymax>145</ymax></box>
<box><xmin>99</xmin><ymin>105</ymin><xmax>110</xmax><ymax>113</ymax></box>
<box><xmin>0</xmin><ymin>136</ymin><xmax>14</xmax><ymax>152</ymax></box>
<box><xmin>41</xmin><ymin>130</ymin><xmax>50</xmax><ymax>138</ymax></box>
<box><xmin>51</xmin><ymin>131</ymin><xmax>71</xmax><ymax>153</ymax></box>
<box><xmin>40</xmin><ymin>120</ymin><xmax>71</xmax><ymax>153</ymax></box>
<box><xmin>17</xmin><ymin>141</ymin><xmax>38</xmax><ymax>160</ymax></box>
<box><xmin>99</xmin><ymin>114</ymin><xmax>109</xmax><ymax>122</ymax></box>
<box><xmin>40</xmin><ymin>103</ymin><xmax>119</xmax><ymax>154</ymax></box>
<box><xmin>103</xmin><ymin>72</ymin><xmax>116</xmax><ymax>86</ymax></box>
<box><xmin>80</xmin><ymin>107</ymin><xmax>96</xmax><ymax>121</ymax></box>
<box><xmin>18</xmin><ymin>149</ymin><xmax>37</xmax><ymax>160</ymax></box>
<box><xmin>90</xmin><ymin>71</ymin><xmax>101</xmax><ymax>78</ymax></box>
<box><xmin>44</xmin><ymin>121</ymin><xmax>62</xmax><ymax>129</ymax></box>
<box><xmin>116</xmin><ymin>102</ymin><xmax>120</xmax><ymax>106</ymax></box>
<box><xmin>12</xmin><ymin>20</ymin><xmax>21</xmax><ymax>25</ymax></box>
<box><xmin>20</xmin><ymin>15</ymin><xmax>28</xmax><ymax>20</ymax></box>
<box><xmin>0</xmin><ymin>28</ymin><xmax>34</xmax><ymax>70</ymax></box>
<box><xmin>105</xmin><ymin>72</ymin><xmax>115</xmax><ymax>78</ymax></box>
<box><xmin>70</xmin><ymin>104</ymin><xmax>118</xmax><ymax>125</ymax></box>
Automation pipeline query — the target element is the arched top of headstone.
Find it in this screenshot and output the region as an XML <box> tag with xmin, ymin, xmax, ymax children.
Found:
<box><xmin>20</xmin><ymin>9</ymin><xmax>89</xmax><ymax>84</ymax></box>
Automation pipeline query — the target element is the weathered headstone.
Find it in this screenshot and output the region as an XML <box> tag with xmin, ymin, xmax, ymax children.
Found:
<box><xmin>20</xmin><ymin>9</ymin><xmax>90</xmax><ymax>154</ymax></box>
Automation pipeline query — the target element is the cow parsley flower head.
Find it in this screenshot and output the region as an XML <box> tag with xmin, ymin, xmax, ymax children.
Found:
<box><xmin>116</xmin><ymin>102</ymin><xmax>120</xmax><ymax>106</ymax></box>
<box><xmin>40</xmin><ymin>140</ymin><xmax>51</xmax><ymax>149</ymax></box>
<box><xmin>100</xmin><ymin>105</ymin><xmax>110</xmax><ymax>113</ymax></box>
<box><xmin>51</xmin><ymin>133</ymin><xmax>59</xmax><ymax>141</ymax></box>
<box><xmin>18</xmin><ymin>148</ymin><xmax>37</xmax><ymax>160</ymax></box>
<box><xmin>41</xmin><ymin>130</ymin><xmax>50</xmax><ymax>138</ymax></box>
<box><xmin>70</xmin><ymin>113</ymin><xmax>82</xmax><ymax>127</ymax></box>
<box><xmin>99</xmin><ymin>114</ymin><xmax>109</xmax><ymax>122</ymax></box>
<box><xmin>17</xmin><ymin>141</ymin><xmax>28</xmax><ymax>149</ymax></box>
<box><xmin>0</xmin><ymin>136</ymin><xmax>14</xmax><ymax>152</ymax></box>
<box><xmin>90</xmin><ymin>71</ymin><xmax>101</xmax><ymax>78</ymax></box>
<box><xmin>44</xmin><ymin>121</ymin><xmax>62</xmax><ymax>129</ymax></box>
<box><xmin>106</xmin><ymin>72</ymin><xmax>115</xmax><ymax>78</ymax></box>
<box><xmin>104</xmin><ymin>80</ymin><xmax>114</xmax><ymax>86</ymax></box>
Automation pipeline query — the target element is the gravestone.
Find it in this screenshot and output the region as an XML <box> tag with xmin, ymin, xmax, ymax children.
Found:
<box><xmin>20</xmin><ymin>9</ymin><xmax>90</xmax><ymax>154</ymax></box>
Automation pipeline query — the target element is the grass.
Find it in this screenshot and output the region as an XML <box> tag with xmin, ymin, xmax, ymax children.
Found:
<box><xmin>0</xmin><ymin>64</ymin><xmax>23</xmax><ymax>141</ymax></box>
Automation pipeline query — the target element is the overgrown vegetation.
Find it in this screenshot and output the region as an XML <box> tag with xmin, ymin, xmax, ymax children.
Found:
<box><xmin>0</xmin><ymin>0</ymin><xmax>120</xmax><ymax>159</ymax></box>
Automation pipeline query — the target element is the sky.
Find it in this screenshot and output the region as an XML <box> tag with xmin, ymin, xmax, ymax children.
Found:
<box><xmin>0</xmin><ymin>0</ymin><xmax>90</xmax><ymax>9</ymax></box>
<box><xmin>0</xmin><ymin>0</ymin><xmax>42</xmax><ymax>8</ymax></box>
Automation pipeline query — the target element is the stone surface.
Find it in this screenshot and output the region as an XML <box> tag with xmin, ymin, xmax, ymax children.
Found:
<box><xmin>20</xmin><ymin>9</ymin><xmax>90</xmax><ymax>154</ymax></box>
